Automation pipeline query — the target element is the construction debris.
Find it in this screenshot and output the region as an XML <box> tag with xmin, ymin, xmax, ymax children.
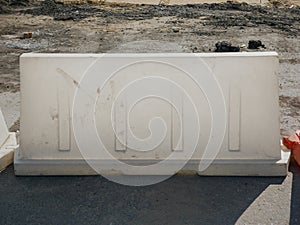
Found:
<box><xmin>248</xmin><ymin>40</ymin><xmax>266</xmax><ymax>49</ymax></box>
<box><xmin>214</xmin><ymin>41</ymin><xmax>240</xmax><ymax>52</ymax></box>
<box><xmin>283</xmin><ymin>130</ymin><xmax>300</xmax><ymax>167</ymax></box>
<box><xmin>22</xmin><ymin>32</ymin><xmax>32</xmax><ymax>39</ymax></box>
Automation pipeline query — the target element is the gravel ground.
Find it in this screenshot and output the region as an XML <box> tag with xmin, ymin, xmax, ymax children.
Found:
<box><xmin>0</xmin><ymin>0</ymin><xmax>299</xmax><ymax>134</ymax></box>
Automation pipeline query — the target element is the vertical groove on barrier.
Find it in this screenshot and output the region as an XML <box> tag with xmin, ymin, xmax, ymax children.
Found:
<box><xmin>229</xmin><ymin>85</ymin><xmax>241</xmax><ymax>151</ymax></box>
<box><xmin>115</xmin><ymin>99</ymin><xmax>126</xmax><ymax>152</ymax></box>
<box><xmin>172</xmin><ymin>90</ymin><xmax>183</xmax><ymax>152</ymax></box>
<box><xmin>58</xmin><ymin>75</ymin><xmax>71</xmax><ymax>151</ymax></box>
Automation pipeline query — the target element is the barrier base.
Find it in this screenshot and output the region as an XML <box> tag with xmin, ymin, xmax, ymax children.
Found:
<box><xmin>14</xmin><ymin>149</ymin><xmax>290</xmax><ymax>176</ymax></box>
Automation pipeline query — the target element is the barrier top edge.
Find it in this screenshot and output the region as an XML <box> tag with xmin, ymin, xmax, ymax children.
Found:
<box><xmin>20</xmin><ymin>52</ymin><xmax>278</xmax><ymax>58</ymax></box>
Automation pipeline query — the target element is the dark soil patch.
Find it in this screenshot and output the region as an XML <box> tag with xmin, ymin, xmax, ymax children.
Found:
<box><xmin>24</xmin><ymin>0</ymin><xmax>101</xmax><ymax>21</ymax></box>
<box><xmin>9</xmin><ymin>118</ymin><xmax>19</xmax><ymax>132</ymax></box>
<box><xmin>20</xmin><ymin>0</ymin><xmax>300</xmax><ymax>33</ymax></box>
<box><xmin>0</xmin><ymin>0</ymin><xmax>31</xmax><ymax>13</ymax></box>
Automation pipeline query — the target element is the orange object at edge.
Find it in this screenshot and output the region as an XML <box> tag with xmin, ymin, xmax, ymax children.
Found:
<box><xmin>283</xmin><ymin>130</ymin><xmax>300</xmax><ymax>167</ymax></box>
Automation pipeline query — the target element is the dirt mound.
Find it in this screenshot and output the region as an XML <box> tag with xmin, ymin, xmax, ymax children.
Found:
<box><xmin>0</xmin><ymin>0</ymin><xmax>9</xmax><ymax>13</ymax></box>
<box><xmin>0</xmin><ymin>0</ymin><xmax>31</xmax><ymax>13</ymax></box>
<box><xmin>22</xmin><ymin>0</ymin><xmax>300</xmax><ymax>33</ymax></box>
<box><xmin>24</xmin><ymin>0</ymin><xmax>101</xmax><ymax>20</ymax></box>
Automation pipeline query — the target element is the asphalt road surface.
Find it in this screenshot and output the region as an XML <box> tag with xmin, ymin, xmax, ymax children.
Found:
<box><xmin>0</xmin><ymin>162</ymin><xmax>299</xmax><ymax>225</ymax></box>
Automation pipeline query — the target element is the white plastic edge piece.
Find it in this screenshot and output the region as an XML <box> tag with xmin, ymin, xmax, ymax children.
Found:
<box><xmin>0</xmin><ymin>109</ymin><xmax>18</xmax><ymax>172</ymax></box>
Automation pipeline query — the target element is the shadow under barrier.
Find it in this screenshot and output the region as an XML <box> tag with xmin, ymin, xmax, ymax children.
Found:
<box><xmin>290</xmin><ymin>160</ymin><xmax>300</xmax><ymax>225</ymax></box>
<box><xmin>0</xmin><ymin>165</ymin><xmax>286</xmax><ymax>225</ymax></box>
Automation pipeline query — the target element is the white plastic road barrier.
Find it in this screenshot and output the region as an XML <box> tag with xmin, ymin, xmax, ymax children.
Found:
<box><xmin>0</xmin><ymin>109</ymin><xmax>17</xmax><ymax>172</ymax></box>
<box><xmin>15</xmin><ymin>52</ymin><xmax>290</xmax><ymax>176</ymax></box>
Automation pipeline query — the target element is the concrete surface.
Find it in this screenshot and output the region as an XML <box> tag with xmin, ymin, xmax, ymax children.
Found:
<box><xmin>0</xmin><ymin>162</ymin><xmax>299</xmax><ymax>224</ymax></box>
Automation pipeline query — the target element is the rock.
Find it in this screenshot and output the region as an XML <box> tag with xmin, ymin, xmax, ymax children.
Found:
<box><xmin>172</xmin><ymin>27</ymin><xmax>180</xmax><ymax>33</ymax></box>
<box><xmin>291</xmin><ymin>97</ymin><xmax>300</xmax><ymax>108</ymax></box>
<box><xmin>22</xmin><ymin>32</ymin><xmax>32</xmax><ymax>39</ymax></box>
<box><xmin>214</xmin><ymin>41</ymin><xmax>240</xmax><ymax>52</ymax></box>
<box><xmin>248</xmin><ymin>40</ymin><xmax>266</xmax><ymax>49</ymax></box>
